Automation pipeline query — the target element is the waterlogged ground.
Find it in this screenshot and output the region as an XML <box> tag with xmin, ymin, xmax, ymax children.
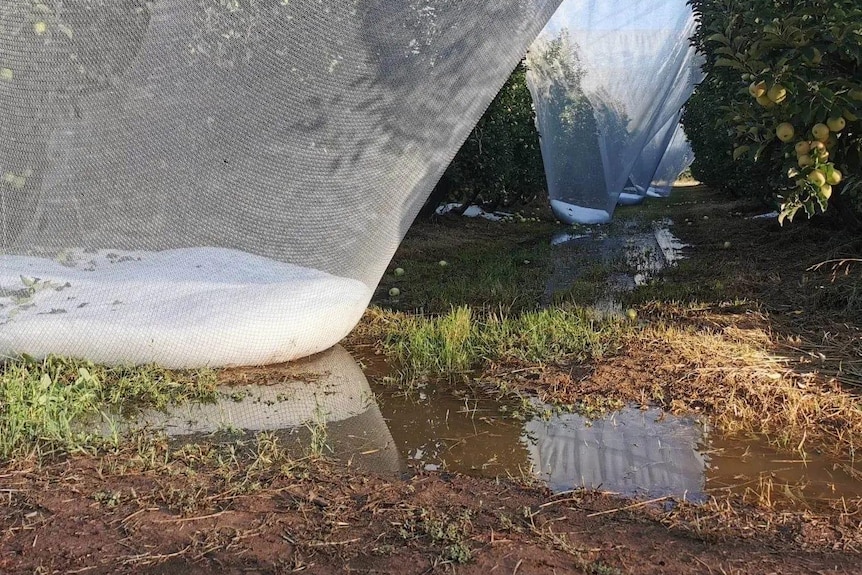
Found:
<box><xmin>2</xmin><ymin>185</ymin><xmax>862</xmax><ymax>573</ymax></box>
<box><xmin>4</xmin><ymin>346</ymin><xmax>862</xmax><ymax>575</ymax></box>
<box><xmin>375</xmin><ymin>385</ymin><xmax>862</xmax><ymax>506</ymax></box>
<box><xmin>100</xmin><ymin>344</ymin><xmax>862</xmax><ymax>509</ymax></box>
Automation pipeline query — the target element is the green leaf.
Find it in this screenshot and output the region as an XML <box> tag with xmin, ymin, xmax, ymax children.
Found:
<box><xmin>707</xmin><ymin>33</ymin><xmax>731</xmax><ymax>45</ymax></box>
<box><xmin>733</xmin><ymin>145</ymin><xmax>750</xmax><ymax>160</ymax></box>
<box><xmin>753</xmin><ymin>141</ymin><xmax>771</xmax><ymax>162</ymax></box>
<box><xmin>715</xmin><ymin>58</ymin><xmax>745</xmax><ymax>70</ymax></box>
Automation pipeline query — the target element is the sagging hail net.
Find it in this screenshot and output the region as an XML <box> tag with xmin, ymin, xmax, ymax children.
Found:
<box><xmin>0</xmin><ymin>0</ymin><xmax>561</xmax><ymax>367</ymax></box>
<box><xmin>525</xmin><ymin>0</ymin><xmax>700</xmax><ymax>224</ymax></box>
<box><xmin>629</xmin><ymin>48</ymin><xmax>704</xmax><ymax>200</ymax></box>
<box><xmin>649</xmin><ymin>123</ymin><xmax>695</xmax><ymax>199</ymax></box>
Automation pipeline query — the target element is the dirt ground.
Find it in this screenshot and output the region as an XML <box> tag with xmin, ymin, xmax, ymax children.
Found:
<box><xmin>2</xmin><ymin>453</ymin><xmax>861</xmax><ymax>575</ymax></box>
<box><xmin>2</xmin><ymin>186</ymin><xmax>861</xmax><ymax>574</ymax></box>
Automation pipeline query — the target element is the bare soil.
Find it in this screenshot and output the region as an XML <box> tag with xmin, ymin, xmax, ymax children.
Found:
<box><xmin>2</xmin><ymin>454</ymin><xmax>861</xmax><ymax>575</ymax></box>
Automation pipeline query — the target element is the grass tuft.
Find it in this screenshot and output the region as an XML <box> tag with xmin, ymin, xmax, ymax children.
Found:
<box><xmin>0</xmin><ymin>355</ymin><xmax>217</xmax><ymax>459</ymax></box>
<box><xmin>365</xmin><ymin>305</ymin><xmax>627</xmax><ymax>378</ymax></box>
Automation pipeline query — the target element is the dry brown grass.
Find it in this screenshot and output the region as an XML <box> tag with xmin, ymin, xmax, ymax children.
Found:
<box><xmin>630</xmin><ymin>304</ymin><xmax>862</xmax><ymax>458</ymax></box>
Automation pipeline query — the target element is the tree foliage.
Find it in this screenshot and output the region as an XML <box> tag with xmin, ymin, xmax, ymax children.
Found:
<box><xmin>529</xmin><ymin>31</ymin><xmax>604</xmax><ymax>191</ymax></box>
<box><xmin>424</xmin><ymin>61</ymin><xmax>547</xmax><ymax>214</ymax></box>
<box><xmin>685</xmin><ymin>0</ymin><xmax>862</xmax><ymax>223</ymax></box>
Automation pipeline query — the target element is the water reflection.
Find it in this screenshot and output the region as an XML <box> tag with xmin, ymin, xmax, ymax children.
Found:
<box><xmin>372</xmin><ymin>386</ymin><xmax>531</xmax><ymax>476</ymax></box>
<box><xmin>371</xmin><ymin>382</ymin><xmax>862</xmax><ymax>505</ymax></box>
<box><xmin>526</xmin><ymin>407</ymin><xmax>705</xmax><ymax>498</ymax></box>
<box><xmin>110</xmin><ymin>345</ymin><xmax>862</xmax><ymax>506</ymax></box>
<box><xmin>373</xmin><ymin>386</ymin><xmax>706</xmax><ymax>499</ymax></box>
<box><xmin>109</xmin><ymin>345</ymin><xmax>402</xmax><ymax>475</ymax></box>
<box><xmin>547</xmin><ymin>220</ymin><xmax>688</xmax><ymax>303</ymax></box>
<box><xmin>705</xmin><ymin>434</ymin><xmax>862</xmax><ymax>503</ymax></box>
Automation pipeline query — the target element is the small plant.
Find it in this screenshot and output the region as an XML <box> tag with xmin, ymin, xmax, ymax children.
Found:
<box><xmin>399</xmin><ymin>509</ymin><xmax>474</xmax><ymax>565</ymax></box>
<box><xmin>376</xmin><ymin>305</ymin><xmax>626</xmax><ymax>379</ymax></box>
<box><xmin>304</xmin><ymin>402</ymin><xmax>331</xmax><ymax>458</ymax></box>
<box><xmin>0</xmin><ymin>355</ymin><xmax>217</xmax><ymax>459</ymax></box>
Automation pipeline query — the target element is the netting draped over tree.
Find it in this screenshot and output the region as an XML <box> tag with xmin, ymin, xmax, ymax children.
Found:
<box><xmin>627</xmin><ymin>114</ymin><xmax>684</xmax><ymax>200</ymax></box>
<box><xmin>628</xmin><ymin>47</ymin><xmax>704</xmax><ymax>201</ymax></box>
<box><xmin>0</xmin><ymin>0</ymin><xmax>562</xmax><ymax>368</ymax></box>
<box><xmin>526</xmin><ymin>0</ymin><xmax>699</xmax><ymax>224</ymax></box>
<box><xmin>648</xmin><ymin>123</ymin><xmax>695</xmax><ymax>198</ymax></box>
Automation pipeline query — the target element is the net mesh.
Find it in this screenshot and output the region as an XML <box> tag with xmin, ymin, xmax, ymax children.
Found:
<box><xmin>630</xmin><ymin>45</ymin><xmax>704</xmax><ymax>200</ymax></box>
<box><xmin>0</xmin><ymin>0</ymin><xmax>561</xmax><ymax>367</ymax></box>
<box><xmin>648</xmin><ymin>122</ymin><xmax>695</xmax><ymax>198</ymax></box>
<box><xmin>630</xmin><ymin>115</ymin><xmax>685</xmax><ymax>199</ymax></box>
<box><xmin>526</xmin><ymin>0</ymin><xmax>698</xmax><ymax>224</ymax></box>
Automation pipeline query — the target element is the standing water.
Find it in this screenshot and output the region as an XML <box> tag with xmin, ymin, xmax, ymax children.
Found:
<box><xmin>110</xmin><ymin>345</ymin><xmax>862</xmax><ymax>508</ymax></box>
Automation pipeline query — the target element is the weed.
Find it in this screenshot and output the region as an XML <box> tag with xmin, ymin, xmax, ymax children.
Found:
<box><xmin>588</xmin><ymin>562</ymin><xmax>623</xmax><ymax>575</ymax></box>
<box><xmin>304</xmin><ymin>402</ymin><xmax>331</xmax><ymax>459</ymax></box>
<box><xmin>0</xmin><ymin>355</ymin><xmax>217</xmax><ymax>459</ymax></box>
<box><xmin>400</xmin><ymin>508</ymin><xmax>474</xmax><ymax>564</ymax></box>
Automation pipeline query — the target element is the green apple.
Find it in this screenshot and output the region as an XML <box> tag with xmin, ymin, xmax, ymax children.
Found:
<box><xmin>749</xmin><ymin>81</ymin><xmax>766</xmax><ymax>98</ymax></box>
<box><xmin>811</xmin><ymin>123</ymin><xmax>830</xmax><ymax>142</ymax></box>
<box><xmin>756</xmin><ymin>94</ymin><xmax>774</xmax><ymax>108</ymax></box>
<box><xmin>826</xmin><ymin>169</ymin><xmax>842</xmax><ymax>185</ymax></box>
<box><xmin>826</xmin><ymin>116</ymin><xmax>846</xmax><ymax>132</ymax></box>
<box><xmin>767</xmin><ymin>84</ymin><xmax>787</xmax><ymax>103</ymax></box>
<box><xmin>807</xmin><ymin>170</ymin><xmax>826</xmax><ymax>187</ymax></box>
<box><xmin>776</xmin><ymin>122</ymin><xmax>795</xmax><ymax>142</ymax></box>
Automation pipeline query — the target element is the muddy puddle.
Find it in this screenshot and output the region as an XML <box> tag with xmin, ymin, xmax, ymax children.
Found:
<box><xmin>107</xmin><ymin>344</ymin><xmax>862</xmax><ymax>509</ymax></box>
<box><xmin>546</xmin><ymin>219</ymin><xmax>687</xmax><ymax>311</ymax></box>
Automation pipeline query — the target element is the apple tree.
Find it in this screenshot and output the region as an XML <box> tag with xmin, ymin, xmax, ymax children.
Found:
<box><xmin>689</xmin><ymin>0</ymin><xmax>862</xmax><ymax>223</ymax></box>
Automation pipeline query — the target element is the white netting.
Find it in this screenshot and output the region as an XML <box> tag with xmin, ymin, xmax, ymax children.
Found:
<box><xmin>0</xmin><ymin>0</ymin><xmax>561</xmax><ymax>367</ymax></box>
<box><xmin>648</xmin><ymin>122</ymin><xmax>695</xmax><ymax>198</ymax></box>
<box><xmin>630</xmin><ymin>45</ymin><xmax>704</xmax><ymax>200</ymax></box>
<box><xmin>630</xmin><ymin>115</ymin><xmax>684</xmax><ymax>199</ymax></box>
<box><xmin>526</xmin><ymin>0</ymin><xmax>698</xmax><ymax>224</ymax></box>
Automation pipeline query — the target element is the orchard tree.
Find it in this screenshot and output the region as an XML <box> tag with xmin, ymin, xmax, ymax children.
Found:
<box><xmin>421</xmin><ymin>60</ymin><xmax>547</xmax><ymax>216</ymax></box>
<box><xmin>691</xmin><ymin>0</ymin><xmax>861</xmax><ymax>223</ymax></box>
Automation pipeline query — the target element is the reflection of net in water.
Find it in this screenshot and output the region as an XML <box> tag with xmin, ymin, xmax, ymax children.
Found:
<box><xmin>110</xmin><ymin>345</ymin><xmax>402</xmax><ymax>475</ymax></box>
<box><xmin>524</xmin><ymin>407</ymin><xmax>706</xmax><ymax>497</ymax></box>
<box><xmin>0</xmin><ymin>0</ymin><xmax>562</xmax><ymax>366</ymax></box>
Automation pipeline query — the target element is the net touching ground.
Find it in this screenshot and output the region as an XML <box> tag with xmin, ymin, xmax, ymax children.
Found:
<box><xmin>526</xmin><ymin>0</ymin><xmax>699</xmax><ymax>224</ymax></box>
<box><xmin>648</xmin><ymin>123</ymin><xmax>696</xmax><ymax>198</ymax></box>
<box><xmin>0</xmin><ymin>0</ymin><xmax>561</xmax><ymax>367</ymax></box>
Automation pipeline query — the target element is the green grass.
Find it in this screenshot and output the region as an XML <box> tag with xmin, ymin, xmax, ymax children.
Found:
<box><xmin>400</xmin><ymin>508</ymin><xmax>475</xmax><ymax>564</ymax></box>
<box><xmin>374</xmin><ymin>305</ymin><xmax>627</xmax><ymax>377</ymax></box>
<box><xmin>376</xmin><ymin>217</ymin><xmax>557</xmax><ymax>314</ymax></box>
<box><xmin>0</xmin><ymin>355</ymin><xmax>218</xmax><ymax>459</ymax></box>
